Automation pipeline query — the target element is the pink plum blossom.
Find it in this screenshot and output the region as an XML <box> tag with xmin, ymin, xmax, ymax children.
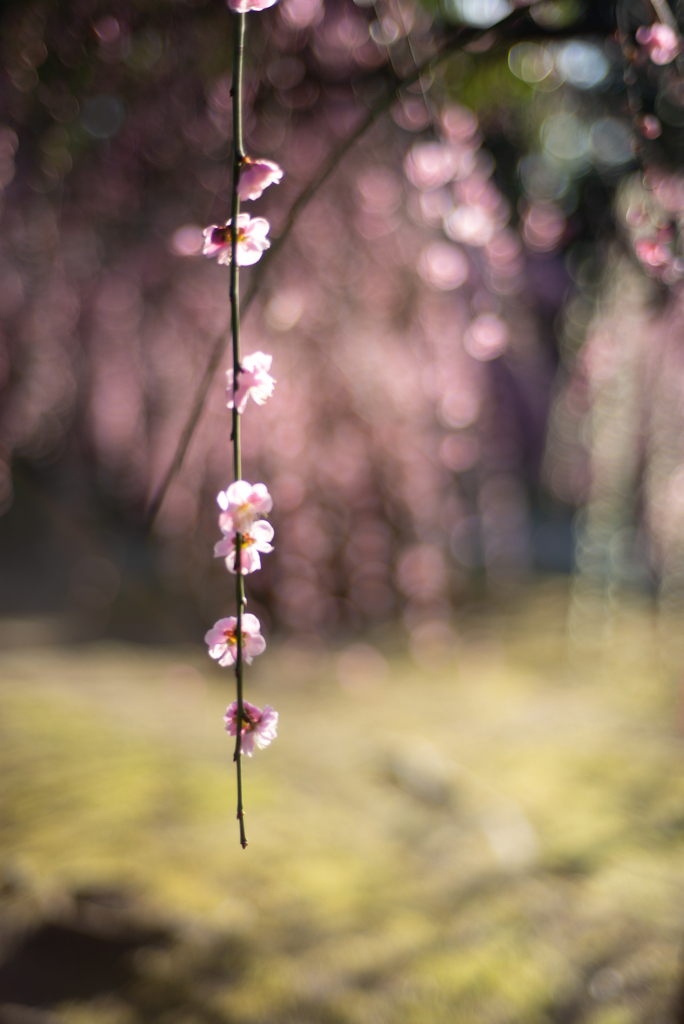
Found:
<box><xmin>214</xmin><ymin>520</ymin><xmax>274</xmax><ymax>574</ymax></box>
<box><xmin>202</xmin><ymin>215</ymin><xmax>271</xmax><ymax>266</ymax></box>
<box><xmin>238</xmin><ymin>157</ymin><xmax>283</xmax><ymax>201</ymax></box>
<box><xmin>224</xmin><ymin>700</ymin><xmax>278</xmax><ymax>756</ymax></box>
<box><xmin>636</xmin><ymin>23</ymin><xmax>680</xmax><ymax>65</ymax></box>
<box><xmin>227</xmin><ymin>351</ymin><xmax>275</xmax><ymax>414</ymax></box>
<box><xmin>228</xmin><ymin>0</ymin><xmax>278</xmax><ymax>11</ymax></box>
<box><xmin>217</xmin><ymin>480</ymin><xmax>273</xmax><ymax>534</ymax></box>
<box><xmin>205</xmin><ymin>613</ymin><xmax>266</xmax><ymax>667</ymax></box>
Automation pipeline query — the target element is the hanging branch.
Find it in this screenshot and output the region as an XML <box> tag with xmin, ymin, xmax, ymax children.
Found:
<box><xmin>229</xmin><ymin>9</ymin><xmax>248</xmax><ymax>850</ymax></box>
<box><xmin>202</xmin><ymin>3</ymin><xmax>281</xmax><ymax>849</ymax></box>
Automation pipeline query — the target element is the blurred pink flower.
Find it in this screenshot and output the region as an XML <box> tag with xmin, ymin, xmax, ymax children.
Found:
<box><xmin>441</xmin><ymin>105</ymin><xmax>478</xmax><ymax>144</ymax></box>
<box><xmin>238</xmin><ymin>157</ymin><xmax>283</xmax><ymax>201</ymax></box>
<box><xmin>202</xmin><ymin>215</ymin><xmax>271</xmax><ymax>266</ymax></box>
<box><xmin>228</xmin><ymin>0</ymin><xmax>278</xmax><ymax>11</ymax></box>
<box><xmin>404</xmin><ymin>142</ymin><xmax>474</xmax><ymax>190</ymax></box>
<box><xmin>444</xmin><ymin>204</ymin><xmax>496</xmax><ymax>247</ymax></box>
<box><xmin>649</xmin><ymin>171</ymin><xmax>684</xmax><ymax>213</ymax></box>
<box><xmin>634</xmin><ymin>237</ymin><xmax>671</xmax><ymax>267</ymax></box>
<box><xmin>636</xmin><ymin>23</ymin><xmax>680</xmax><ymax>65</ymax></box>
<box><xmin>635</xmin><ymin>114</ymin><xmax>662</xmax><ymax>140</ymax></box>
<box><xmin>205</xmin><ymin>613</ymin><xmax>266</xmax><ymax>666</ymax></box>
<box><xmin>214</xmin><ymin>520</ymin><xmax>275</xmax><ymax>573</ymax></box>
<box><xmin>417</xmin><ymin>241</ymin><xmax>469</xmax><ymax>290</ymax></box>
<box><xmin>218</xmin><ymin>480</ymin><xmax>273</xmax><ymax>533</ymax></box>
<box><xmin>279</xmin><ymin>0</ymin><xmax>324</xmax><ymax>28</ymax></box>
<box><xmin>224</xmin><ymin>700</ymin><xmax>278</xmax><ymax>756</ymax></box>
<box><xmin>227</xmin><ymin>351</ymin><xmax>275</xmax><ymax>413</ymax></box>
<box><xmin>464</xmin><ymin>314</ymin><xmax>509</xmax><ymax>361</ymax></box>
<box><xmin>522</xmin><ymin>203</ymin><xmax>566</xmax><ymax>253</ymax></box>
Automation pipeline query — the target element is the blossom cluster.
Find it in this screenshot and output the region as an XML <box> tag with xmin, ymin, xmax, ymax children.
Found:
<box><xmin>202</xmin><ymin>162</ymin><xmax>281</xmax><ymax>268</ymax></box>
<box><xmin>202</xmin><ymin>32</ymin><xmax>283</xmax><ymax>757</ymax></box>
<box><xmin>621</xmin><ymin>168</ymin><xmax>684</xmax><ymax>284</ymax></box>
<box><xmin>214</xmin><ymin>479</ymin><xmax>275</xmax><ymax>574</ymax></box>
<box><xmin>205</xmin><ymin>476</ymin><xmax>278</xmax><ymax>755</ymax></box>
<box><xmin>204</xmin><ymin>473</ymin><xmax>277</xmax><ymax>756</ymax></box>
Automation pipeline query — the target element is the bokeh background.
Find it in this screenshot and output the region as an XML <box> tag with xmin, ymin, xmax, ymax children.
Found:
<box><xmin>4</xmin><ymin>0</ymin><xmax>684</xmax><ymax>1021</ymax></box>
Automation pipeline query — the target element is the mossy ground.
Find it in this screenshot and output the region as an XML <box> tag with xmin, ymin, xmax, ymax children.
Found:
<box><xmin>1</xmin><ymin>580</ymin><xmax>684</xmax><ymax>1023</ymax></box>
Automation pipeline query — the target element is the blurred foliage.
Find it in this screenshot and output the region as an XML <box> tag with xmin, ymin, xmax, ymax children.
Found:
<box><xmin>444</xmin><ymin>51</ymin><xmax>534</xmax><ymax>117</ymax></box>
<box><xmin>2</xmin><ymin>0</ymin><xmax>684</xmax><ymax>647</ymax></box>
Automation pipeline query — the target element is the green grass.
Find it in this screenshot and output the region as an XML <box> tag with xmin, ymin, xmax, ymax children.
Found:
<box><xmin>1</xmin><ymin>581</ymin><xmax>683</xmax><ymax>1022</ymax></box>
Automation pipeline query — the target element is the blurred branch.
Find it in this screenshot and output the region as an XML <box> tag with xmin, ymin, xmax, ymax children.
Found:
<box><xmin>229</xmin><ymin>11</ymin><xmax>248</xmax><ymax>851</ymax></box>
<box><xmin>145</xmin><ymin>4</ymin><xmax>614</xmax><ymax>531</ymax></box>
<box><xmin>651</xmin><ymin>0</ymin><xmax>677</xmax><ymax>32</ymax></box>
<box><xmin>616</xmin><ymin>0</ymin><xmax>642</xmax><ymax>117</ymax></box>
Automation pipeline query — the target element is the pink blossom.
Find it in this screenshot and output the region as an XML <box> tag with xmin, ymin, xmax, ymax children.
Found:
<box><xmin>228</xmin><ymin>0</ymin><xmax>278</xmax><ymax>11</ymax></box>
<box><xmin>205</xmin><ymin>613</ymin><xmax>266</xmax><ymax>667</ymax></box>
<box><xmin>238</xmin><ymin>157</ymin><xmax>283</xmax><ymax>201</ymax></box>
<box><xmin>227</xmin><ymin>351</ymin><xmax>275</xmax><ymax>413</ymax></box>
<box><xmin>217</xmin><ymin>480</ymin><xmax>273</xmax><ymax>534</ymax></box>
<box><xmin>202</xmin><ymin>215</ymin><xmax>271</xmax><ymax>266</ymax></box>
<box><xmin>224</xmin><ymin>700</ymin><xmax>278</xmax><ymax>756</ymax></box>
<box><xmin>636</xmin><ymin>23</ymin><xmax>680</xmax><ymax>65</ymax></box>
<box><xmin>214</xmin><ymin>521</ymin><xmax>275</xmax><ymax>574</ymax></box>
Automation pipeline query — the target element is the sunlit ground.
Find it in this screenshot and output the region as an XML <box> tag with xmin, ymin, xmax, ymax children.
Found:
<box><xmin>1</xmin><ymin>580</ymin><xmax>684</xmax><ymax>1023</ymax></box>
